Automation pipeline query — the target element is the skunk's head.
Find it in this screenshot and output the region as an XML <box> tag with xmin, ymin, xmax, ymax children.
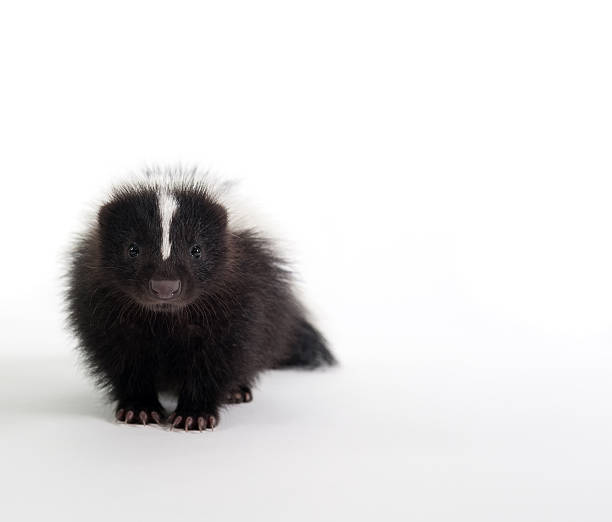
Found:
<box><xmin>96</xmin><ymin>182</ymin><xmax>228</xmax><ymax>310</ymax></box>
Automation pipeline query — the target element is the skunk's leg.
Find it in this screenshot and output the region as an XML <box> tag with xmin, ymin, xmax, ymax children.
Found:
<box><xmin>113</xmin><ymin>365</ymin><xmax>163</xmax><ymax>425</ymax></box>
<box><xmin>168</xmin><ymin>369</ymin><xmax>224</xmax><ymax>432</ymax></box>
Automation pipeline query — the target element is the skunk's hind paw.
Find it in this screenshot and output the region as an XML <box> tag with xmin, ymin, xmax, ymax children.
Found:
<box><xmin>225</xmin><ymin>386</ymin><xmax>253</xmax><ymax>404</ymax></box>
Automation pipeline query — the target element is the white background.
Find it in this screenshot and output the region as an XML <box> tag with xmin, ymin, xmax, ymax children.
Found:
<box><xmin>1</xmin><ymin>1</ymin><xmax>611</xmax><ymax>520</ymax></box>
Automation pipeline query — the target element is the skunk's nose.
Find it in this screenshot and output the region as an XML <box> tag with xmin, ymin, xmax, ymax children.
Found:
<box><xmin>150</xmin><ymin>279</ymin><xmax>181</xmax><ymax>300</ymax></box>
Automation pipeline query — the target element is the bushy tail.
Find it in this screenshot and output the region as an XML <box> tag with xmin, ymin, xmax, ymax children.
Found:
<box><xmin>277</xmin><ymin>319</ymin><xmax>337</xmax><ymax>369</ymax></box>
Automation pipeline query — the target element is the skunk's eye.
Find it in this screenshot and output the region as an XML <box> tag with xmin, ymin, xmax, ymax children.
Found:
<box><xmin>128</xmin><ymin>244</ymin><xmax>139</xmax><ymax>257</ymax></box>
<box><xmin>190</xmin><ymin>245</ymin><xmax>202</xmax><ymax>258</ymax></box>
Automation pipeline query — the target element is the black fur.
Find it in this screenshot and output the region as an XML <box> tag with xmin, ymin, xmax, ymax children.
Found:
<box><xmin>65</xmin><ymin>173</ymin><xmax>335</xmax><ymax>430</ymax></box>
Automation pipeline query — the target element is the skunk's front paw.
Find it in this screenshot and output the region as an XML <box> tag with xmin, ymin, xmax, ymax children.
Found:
<box><xmin>168</xmin><ymin>411</ymin><xmax>218</xmax><ymax>432</ymax></box>
<box><xmin>116</xmin><ymin>403</ymin><xmax>163</xmax><ymax>425</ymax></box>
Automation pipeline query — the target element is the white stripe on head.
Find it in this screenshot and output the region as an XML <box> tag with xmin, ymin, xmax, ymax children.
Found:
<box><xmin>158</xmin><ymin>190</ymin><xmax>178</xmax><ymax>260</ymax></box>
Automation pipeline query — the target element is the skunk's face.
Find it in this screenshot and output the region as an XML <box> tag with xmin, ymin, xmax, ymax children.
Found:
<box><xmin>97</xmin><ymin>187</ymin><xmax>228</xmax><ymax>310</ymax></box>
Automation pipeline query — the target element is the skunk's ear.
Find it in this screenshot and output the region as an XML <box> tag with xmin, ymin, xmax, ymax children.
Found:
<box><xmin>198</xmin><ymin>198</ymin><xmax>228</xmax><ymax>230</ymax></box>
<box><xmin>97</xmin><ymin>201</ymin><xmax>117</xmax><ymax>228</ymax></box>
<box><xmin>211</xmin><ymin>202</ymin><xmax>228</xmax><ymax>229</ymax></box>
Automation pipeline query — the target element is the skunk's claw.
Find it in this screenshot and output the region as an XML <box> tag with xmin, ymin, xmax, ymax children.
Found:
<box><xmin>171</xmin><ymin>415</ymin><xmax>183</xmax><ymax>430</ymax></box>
<box><xmin>116</xmin><ymin>406</ymin><xmax>163</xmax><ymax>425</ymax></box>
<box><xmin>168</xmin><ymin>412</ymin><xmax>217</xmax><ymax>432</ymax></box>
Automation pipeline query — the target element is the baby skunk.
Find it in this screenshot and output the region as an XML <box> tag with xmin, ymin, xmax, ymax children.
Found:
<box><xmin>66</xmin><ymin>171</ymin><xmax>335</xmax><ymax>431</ymax></box>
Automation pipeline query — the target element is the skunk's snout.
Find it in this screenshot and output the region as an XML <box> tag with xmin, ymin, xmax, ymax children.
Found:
<box><xmin>150</xmin><ymin>279</ymin><xmax>181</xmax><ymax>300</ymax></box>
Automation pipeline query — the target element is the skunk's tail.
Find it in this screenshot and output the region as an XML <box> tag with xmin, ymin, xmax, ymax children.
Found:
<box><xmin>277</xmin><ymin>319</ymin><xmax>337</xmax><ymax>369</ymax></box>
